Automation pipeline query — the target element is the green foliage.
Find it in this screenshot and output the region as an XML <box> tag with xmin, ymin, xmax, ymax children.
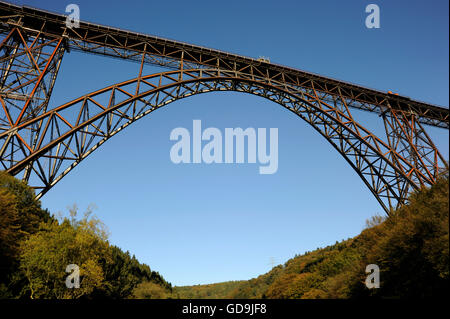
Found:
<box><xmin>102</xmin><ymin>245</ymin><xmax>171</xmax><ymax>298</ymax></box>
<box><xmin>16</xmin><ymin>208</ymin><xmax>172</xmax><ymax>299</ymax></box>
<box><xmin>132</xmin><ymin>281</ymin><xmax>172</xmax><ymax>299</ymax></box>
<box><xmin>0</xmin><ymin>171</ymin><xmax>171</xmax><ymax>299</ymax></box>
<box><xmin>351</xmin><ymin>176</ymin><xmax>449</xmax><ymax>298</ymax></box>
<box><xmin>0</xmin><ymin>171</ymin><xmax>52</xmax><ymax>297</ymax></box>
<box><xmin>18</xmin><ymin>212</ymin><xmax>112</xmax><ymax>299</ymax></box>
<box><xmin>0</xmin><ymin>171</ymin><xmax>51</xmax><ymax>230</ymax></box>
<box><xmin>2</xmin><ymin>170</ymin><xmax>448</xmax><ymax>299</ymax></box>
<box><xmin>173</xmin><ymin>281</ymin><xmax>244</xmax><ymax>299</ymax></box>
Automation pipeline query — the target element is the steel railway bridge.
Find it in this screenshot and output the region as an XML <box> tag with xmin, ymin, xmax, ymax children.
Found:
<box><xmin>0</xmin><ymin>2</ymin><xmax>448</xmax><ymax>214</ymax></box>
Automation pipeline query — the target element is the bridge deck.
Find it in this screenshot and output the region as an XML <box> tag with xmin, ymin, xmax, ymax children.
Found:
<box><xmin>0</xmin><ymin>1</ymin><xmax>448</xmax><ymax>128</ymax></box>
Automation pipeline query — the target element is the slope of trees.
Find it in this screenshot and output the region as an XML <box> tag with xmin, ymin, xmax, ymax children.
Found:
<box><xmin>173</xmin><ymin>281</ymin><xmax>244</xmax><ymax>299</ymax></box>
<box><xmin>175</xmin><ymin>175</ymin><xmax>449</xmax><ymax>299</ymax></box>
<box><xmin>1</xmin><ymin>170</ymin><xmax>448</xmax><ymax>299</ymax></box>
<box><xmin>0</xmin><ymin>171</ymin><xmax>171</xmax><ymax>299</ymax></box>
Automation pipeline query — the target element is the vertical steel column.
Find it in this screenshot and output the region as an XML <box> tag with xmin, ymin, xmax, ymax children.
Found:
<box><xmin>383</xmin><ymin>107</ymin><xmax>447</xmax><ymax>199</ymax></box>
<box><xmin>0</xmin><ymin>23</ymin><xmax>65</xmax><ymax>183</ymax></box>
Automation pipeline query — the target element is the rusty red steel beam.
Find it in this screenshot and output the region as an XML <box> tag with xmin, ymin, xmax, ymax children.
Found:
<box><xmin>14</xmin><ymin>32</ymin><xmax>63</xmax><ymax>125</ymax></box>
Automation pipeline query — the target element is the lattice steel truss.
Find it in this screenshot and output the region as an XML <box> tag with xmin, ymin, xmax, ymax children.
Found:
<box><xmin>0</xmin><ymin>24</ymin><xmax>65</xmax><ymax>180</ymax></box>
<box><xmin>0</xmin><ymin>1</ymin><xmax>448</xmax><ymax>215</ymax></box>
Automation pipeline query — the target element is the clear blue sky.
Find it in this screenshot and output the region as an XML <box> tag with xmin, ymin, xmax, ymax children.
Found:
<box><xmin>9</xmin><ymin>0</ymin><xmax>449</xmax><ymax>286</ymax></box>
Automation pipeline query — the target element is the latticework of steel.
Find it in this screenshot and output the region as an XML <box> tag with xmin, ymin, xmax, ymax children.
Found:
<box><xmin>0</xmin><ymin>2</ymin><xmax>448</xmax><ymax>215</ymax></box>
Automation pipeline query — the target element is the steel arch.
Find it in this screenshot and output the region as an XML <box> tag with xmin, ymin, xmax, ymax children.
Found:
<box><xmin>0</xmin><ymin>68</ymin><xmax>435</xmax><ymax>214</ymax></box>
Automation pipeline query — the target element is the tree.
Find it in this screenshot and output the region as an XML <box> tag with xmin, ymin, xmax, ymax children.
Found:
<box><xmin>132</xmin><ymin>281</ymin><xmax>171</xmax><ymax>299</ymax></box>
<box><xmin>358</xmin><ymin>176</ymin><xmax>449</xmax><ymax>298</ymax></box>
<box><xmin>1</xmin><ymin>172</ymin><xmax>172</xmax><ymax>299</ymax></box>
<box><xmin>18</xmin><ymin>210</ymin><xmax>112</xmax><ymax>299</ymax></box>
<box><xmin>0</xmin><ymin>171</ymin><xmax>52</xmax><ymax>297</ymax></box>
<box><xmin>100</xmin><ymin>245</ymin><xmax>171</xmax><ymax>298</ymax></box>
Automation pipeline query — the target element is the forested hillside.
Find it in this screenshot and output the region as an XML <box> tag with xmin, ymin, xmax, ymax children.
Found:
<box><xmin>174</xmin><ymin>175</ymin><xmax>449</xmax><ymax>299</ymax></box>
<box><xmin>0</xmin><ymin>171</ymin><xmax>171</xmax><ymax>299</ymax></box>
<box><xmin>1</xmin><ymin>170</ymin><xmax>448</xmax><ymax>298</ymax></box>
<box><xmin>173</xmin><ymin>281</ymin><xmax>244</xmax><ymax>299</ymax></box>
